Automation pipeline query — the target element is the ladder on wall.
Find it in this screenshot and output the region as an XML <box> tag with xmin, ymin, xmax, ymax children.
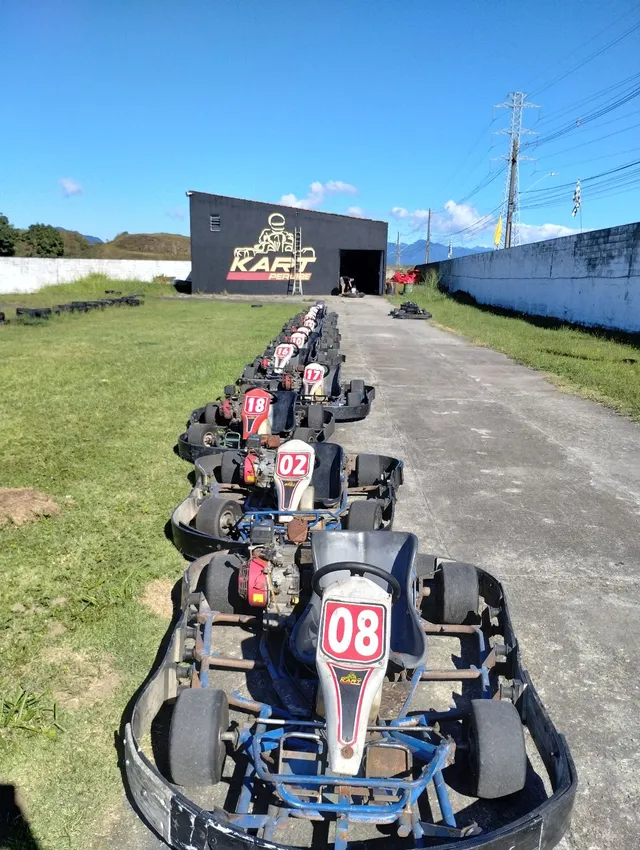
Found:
<box><xmin>288</xmin><ymin>227</ymin><xmax>303</xmax><ymax>295</ymax></box>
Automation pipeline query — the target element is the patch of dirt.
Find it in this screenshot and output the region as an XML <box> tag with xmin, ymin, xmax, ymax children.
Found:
<box><xmin>44</xmin><ymin>647</ymin><xmax>121</xmax><ymax>710</ymax></box>
<box><xmin>0</xmin><ymin>488</ymin><xmax>60</xmax><ymax>527</ymax></box>
<box><xmin>139</xmin><ymin>578</ymin><xmax>174</xmax><ymax>621</ymax></box>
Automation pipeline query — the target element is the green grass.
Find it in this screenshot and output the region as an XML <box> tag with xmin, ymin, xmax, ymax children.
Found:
<box><xmin>0</xmin><ymin>280</ymin><xmax>294</xmax><ymax>848</ymax></box>
<box><xmin>391</xmin><ymin>279</ymin><xmax>640</xmax><ymax>420</ymax></box>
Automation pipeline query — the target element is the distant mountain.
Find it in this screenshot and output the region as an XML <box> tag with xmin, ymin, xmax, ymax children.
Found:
<box><xmin>386</xmin><ymin>239</ymin><xmax>491</xmax><ymax>264</ymax></box>
<box><xmin>56</xmin><ymin>227</ymin><xmax>103</xmax><ymax>244</ymax></box>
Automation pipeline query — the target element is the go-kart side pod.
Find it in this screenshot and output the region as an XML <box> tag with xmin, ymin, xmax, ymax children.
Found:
<box><xmin>123</xmin><ymin>557</ymin><xmax>576</xmax><ymax>850</ymax></box>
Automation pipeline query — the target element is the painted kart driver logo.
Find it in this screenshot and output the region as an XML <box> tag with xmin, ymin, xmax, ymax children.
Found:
<box><xmin>228</xmin><ymin>213</ymin><xmax>317</xmax><ymax>282</ymax></box>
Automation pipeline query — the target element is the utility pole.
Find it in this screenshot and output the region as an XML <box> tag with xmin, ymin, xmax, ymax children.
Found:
<box><xmin>495</xmin><ymin>92</ymin><xmax>539</xmax><ymax>248</ymax></box>
<box><xmin>395</xmin><ymin>231</ymin><xmax>401</xmax><ymax>268</ymax></box>
<box><xmin>448</xmin><ymin>235</ymin><xmax>453</xmax><ymax>259</ymax></box>
<box><xmin>425</xmin><ymin>209</ymin><xmax>432</xmax><ymax>263</ymax></box>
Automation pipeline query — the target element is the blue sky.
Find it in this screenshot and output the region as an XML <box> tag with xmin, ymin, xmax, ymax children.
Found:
<box><xmin>2</xmin><ymin>0</ymin><xmax>639</xmax><ymax>246</ymax></box>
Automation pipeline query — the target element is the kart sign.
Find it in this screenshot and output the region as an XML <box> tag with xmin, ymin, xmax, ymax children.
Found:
<box><xmin>241</xmin><ymin>389</ymin><xmax>271</xmax><ymax>439</ymax></box>
<box><xmin>303</xmin><ymin>363</ymin><xmax>325</xmax><ymax>396</ymax></box>
<box><xmin>321</xmin><ymin>601</ymin><xmax>386</xmax><ymax>664</ymax></box>
<box><xmin>273</xmin><ymin>344</ymin><xmax>295</xmax><ymax>372</ymax></box>
<box><xmin>274</xmin><ymin>440</ymin><xmax>315</xmax><ymax>514</ymax></box>
<box><xmin>276</xmin><ymin>451</ymin><xmax>311</xmax><ymax>479</ymax></box>
<box><xmin>291</xmin><ymin>332</ymin><xmax>307</xmax><ymax>349</ymax></box>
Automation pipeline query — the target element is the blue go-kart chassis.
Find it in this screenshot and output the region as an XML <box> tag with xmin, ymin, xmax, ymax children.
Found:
<box><xmin>124</xmin><ymin>539</ymin><xmax>576</xmax><ymax>850</ymax></box>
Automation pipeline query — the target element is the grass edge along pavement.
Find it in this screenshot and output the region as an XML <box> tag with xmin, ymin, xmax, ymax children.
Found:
<box><xmin>0</xmin><ymin>279</ymin><xmax>295</xmax><ymax>850</ymax></box>
<box><xmin>390</xmin><ymin>276</ymin><xmax>640</xmax><ymax>421</ymax></box>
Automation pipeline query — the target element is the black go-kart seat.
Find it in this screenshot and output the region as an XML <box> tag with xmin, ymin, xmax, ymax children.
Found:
<box><xmin>310</xmin><ymin>443</ymin><xmax>343</xmax><ymax>505</ymax></box>
<box><xmin>290</xmin><ymin>531</ymin><xmax>427</xmax><ymax>671</ymax></box>
<box><xmin>270</xmin><ymin>391</ymin><xmax>298</xmax><ymax>433</ymax></box>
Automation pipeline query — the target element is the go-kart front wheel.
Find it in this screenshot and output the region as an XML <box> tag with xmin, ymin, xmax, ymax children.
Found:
<box><xmin>169</xmin><ymin>688</ymin><xmax>229</xmax><ymax>786</ymax></box>
<box><xmin>195</xmin><ymin>497</ymin><xmax>242</xmax><ymax>538</ymax></box>
<box><xmin>468</xmin><ymin>699</ymin><xmax>527</xmax><ymax>799</ymax></box>
<box><xmin>346</xmin><ymin>499</ymin><xmax>383</xmax><ymax>530</ymax></box>
<box><xmin>436</xmin><ymin>561</ymin><xmax>479</xmax><ymax>624</ymax></box>
<box><xmin>203</xmin><ymin>552</ymin><xmax>247</xmax><ymax>613</ymax></box>
<box><xmin>187</xmin><ymin>421</ymin><xmax>217</xmax><ymax>448</ymax></box>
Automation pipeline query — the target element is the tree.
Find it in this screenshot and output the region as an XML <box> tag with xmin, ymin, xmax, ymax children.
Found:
<box><xmin>0</xmin><ymin>214</ymin><xmax>17</xmax><ymax>256</ymax></box>
<box><xmin>21</xmin><ymin>224</ymin><xmax>64</xmax><ymax>258</ymax></box>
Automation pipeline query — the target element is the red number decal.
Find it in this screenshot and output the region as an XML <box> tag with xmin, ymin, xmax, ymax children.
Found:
<box><xmin>275</xmin><ymin>344</ymin><xmax>293</xmax><ymax>359</ymax></box>
<box><xmin>276</xmin><ymin>452</ymin><xmax>311</xmax><ymax>478</ymax></box>
<box><xmin>243</xmin><ymin>394</ymin><xmax>268</xmax><ymax>414</ymax></box>
<box><xmin>291</xmin><ymin>333</ymin><xmax>306</xmax><ymax>347</ymax></box>
<box><xmin>304</xmin><ymin>366</ymin><xmax>324</xmax><ymax>383</ymax></box>
<box><xmin>321</xmin><ymin>601</ymin><xmax>386</xmax><ymax>663</ymax></box>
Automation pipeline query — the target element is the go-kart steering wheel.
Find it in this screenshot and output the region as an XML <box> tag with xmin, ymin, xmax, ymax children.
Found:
<box><xmin>312</xmin><ymin>561</ymin><xmax>401</xmax><ymax>603</ymax></box>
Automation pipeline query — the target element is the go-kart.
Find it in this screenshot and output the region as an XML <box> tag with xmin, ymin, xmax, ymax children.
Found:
<box><xmin>124</xmin><ymin>530</ymin><xmax>576</xmax><ymax>850</ymax></box>
<box><xmin>171</xmin><ymin>440</ymin><xmax>403</xmax><ymax>559</ymax></box>
<box><xmin>298</xmin><ymin>361</ymin><xmax>375</xmax><ymax>422</ymax></box>
<box><xmin>389</xmin><ymin>301</ymin><xmax>432</xmax><ymax>320</ymax></box>
<box><xmin>178</xmin><ymin>386</ymin><xmax>335</xmax><ymax>464</ymax></box>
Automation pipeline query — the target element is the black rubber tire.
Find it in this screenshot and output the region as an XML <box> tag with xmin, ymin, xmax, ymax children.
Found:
<box><xmin>349</xmin><ymin>379</ymin><xmax>365</xmax><ymax>395</ymax></box>
<box><xmin>355</xmin><ymin>455</ymin><xmax>381</xmax><ymax>486</ymax></box>
<box><xmin>346</xmin><ymin>500</ymin><xmax>383</xmax><ymax>530</ymax></box>
<box><xmin>306</xmin><ymin>405</ymin><xmax>325</xmax><ymax>431</ymax></box>
<box><xmin>203</xmin><ymin>553</ymin><xmax>246</xmax><ymax>613</ymax></box>
<box><xmin>220</xmin><ymin>450</ymin><xmax>243</xmax><ymax>484</ymax></box>
<box><xmin>195</xmin><ymin>497</ymin><xmax>242</xmax><ymax>538</ymax></box>
<box><xmin>224</xmin><ymin>385</ymin><xmax>235</xmax><ymax>398</ymax></box>
<box><xmin>346</xmin><ymin>391</ymin><xmax>361</xmax><ymax>408</ymax></box>
<box><xmin>243</xmin><ymin>365</ymin><xmax>256</xmax><ymax>379</ymax></box>
<box><xmin>203</xmin><ymin>403</ymin><xmax>219</xmax><ymax>425</ymax></box>
<box><xmin>169</xmin><ymin>688</ymin><xmax>229</xmax><ymax>786</ymax></box>
<box><xmin>468</xmin><ymin>699</ymin><xmax>527</xmax><ymax>799</ymax></box>
<box><xmin>292</xmin><ymin>427</ymin><xmax>314</xmax><ymax>442</ymax></box>
<box><xmin>187</xmin><ymin>422</ymin><xmax>217</xmax><ymax>448</ymax></box>
<box><xmin>437</xmin><ymin>562</ymin><xmax>479</xmax><ymax>624</ymax></box>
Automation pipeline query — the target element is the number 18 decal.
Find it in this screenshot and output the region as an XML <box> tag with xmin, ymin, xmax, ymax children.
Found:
<box><xmin>321</xmin><ymin>601</ymin><xmax>386</xmax><ymax>664</ymax></box>
<box><xmin>243</xmin><ymin>394</ymin><xmax>268</xmax><ymax>414</ymax></box>
<box><xmin>276</xmin><ymin>452</ymin><xmax>311</xmax><ymax>478</ymax></box>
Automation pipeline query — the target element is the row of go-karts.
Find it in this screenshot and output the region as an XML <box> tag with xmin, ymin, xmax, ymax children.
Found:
<box><xmin>125</xmin><ymin>301</ymin><xmax>576</xmax><ymax>850</ymax></box>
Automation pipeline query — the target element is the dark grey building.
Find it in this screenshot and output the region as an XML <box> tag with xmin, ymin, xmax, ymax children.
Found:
<box><xmin>187</xmin><ymin>191</ymin><xmax>388</xmax><ymax>295</ymax></box>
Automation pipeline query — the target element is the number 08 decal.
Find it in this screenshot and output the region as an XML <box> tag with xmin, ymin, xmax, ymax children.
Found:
<box><xmin>321</xmin><ymin>601</ymin><xmax>386</xmax><ymax>664</ymax></box>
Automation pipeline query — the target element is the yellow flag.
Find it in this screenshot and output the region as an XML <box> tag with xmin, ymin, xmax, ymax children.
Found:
<box><xmin>493</xmin><ymin>216</ymin><xmax>503</xmax><ymax>247</ymax></box>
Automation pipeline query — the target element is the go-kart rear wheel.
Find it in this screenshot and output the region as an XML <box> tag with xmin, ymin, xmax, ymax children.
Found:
<box><xmin>293</xmin><ymin>427</ymin><xmax>314</xmax><ymax>442</ymax></box>
<box><xmin>355</xmin><ymin>454</ymin><xmax>380</xmax><ymax>486</ymax></box>
<box><xmin>187</xmin><ymin>422</ymin><xmax>217</xmax><ymax>448</ymax></box>
<box><xmin>346</xmin><ymin>391</ymin><xmax>361</xmax><ymax>407</ymax></box>
<box><xmin>220</xmin><ymin>450</ymin><xmax>243</xmax><ymax>484</ymax></box>
<box><xmin>346</xmin><ymin>499</ymin><xmax>383</xmax><ymax>530</ymax></box>
<box><xmin>349</xmin><ymin>379</ymin><xmax>365</xmax><ymax>395</ymax></box>
<box><xmin>468</xmin><ymin>699</ymin><xmax>526</xmax><ymax>799</ymax></box>
<box><xmin>436</xmin><ymin>562</ymin><xmax>479</xmax><ymax>624</ymax></box>
<box><xmin>306</xmin><ymin>405</ymin><xmax>325</xmax><ymax>431</ymax></box>
<box><xmin>204</xmin><ymin>402</ymin><xmax>219</xmax><ymax>425</ymax></box>
<box><xmin>169</xmin><ymin>688</ymin><xmax>229</xmax><ymax>786</ymax></box>
<box><xmin>195</xmin><ymin>497</ymin><xmax>242</xmax><ymax>538</ymax></box>
<box><xmin>203</xmin><ymin>553</ymin><xmax>247</xmax><ymax>613</ymax></box>
<box><xmin>243</xmin><ymin>365</ymin><xmax>256</xmax><ymax>379</ymax></box>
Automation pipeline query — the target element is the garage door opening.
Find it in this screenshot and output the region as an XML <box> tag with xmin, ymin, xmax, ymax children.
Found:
<box><xmin>338</xmin><ymin>250</ymin><xmax>383</xmax><ymax>295</ymax></box>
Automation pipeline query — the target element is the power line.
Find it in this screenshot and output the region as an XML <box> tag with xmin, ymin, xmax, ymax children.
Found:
<box><xmin>534</xmin><ymin>118</ymin><xmax>640</xmax><ymax>162</ymax></box>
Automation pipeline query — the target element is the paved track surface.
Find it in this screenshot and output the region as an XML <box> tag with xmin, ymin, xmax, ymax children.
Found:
<box><xmin>113</xmin><ymin>295</ymin><xmax>640</xmax><ymax>850</ymax></box>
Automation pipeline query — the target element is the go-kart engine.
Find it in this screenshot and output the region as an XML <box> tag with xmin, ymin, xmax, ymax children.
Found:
<box><xmin>238</xmin><ymin>545</ymin><xmax>301</xmax><ymax>626</ymax></box>
<box><xmin>244</xmin><ymin>449</ymin><xmax>276</xmax><ymax>488</ymax></box>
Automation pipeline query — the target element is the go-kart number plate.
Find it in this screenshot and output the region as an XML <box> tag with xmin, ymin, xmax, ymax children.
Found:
<box><xmin>243</xmin><ymin>394</ymin><xmax>268</xmax><ymax>415</ymax></box>
<box><xmin>275</xmin><ymin>344</ymin><xmax>294</xmax><ymax>359</ymax></box>
<box><xmin>304</xmin><ymin>365</ymin><xmax>324</xmax><ymax>383</ymax></box>
<box><xmin>291</xmin><ymin>332</ymin><xmax>306</xmax><ymax>348</ymax></box>
<box><xmin>241</xmin><ymin>389</ymin><xmax>271</xmax><ymax>438</ymax></box>
<box><xmin>276</xmin><ymin>451</ymin><xmax>311</xmax><ymax>478</ymax></box>
<box><xmin>321</xmin><ymin>601</ymin><xmax>386</xmax><ymax>664</ymax></box>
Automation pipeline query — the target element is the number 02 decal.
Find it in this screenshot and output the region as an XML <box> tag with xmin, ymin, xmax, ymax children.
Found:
<box><xmin>321</xmin><ymin>601</ymin><xmax>386</xmax><ymax>664</ymax></box>
<box><xmin>276</xmin><ymin>452</ymin><xmax>311</xmax><ymax>478</ymax></box>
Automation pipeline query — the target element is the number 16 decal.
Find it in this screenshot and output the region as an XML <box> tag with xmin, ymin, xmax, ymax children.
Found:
<box><xmin>321</xmin><ymin>601</ymin><xmax>386</xmax><ymax>664</ymax></box>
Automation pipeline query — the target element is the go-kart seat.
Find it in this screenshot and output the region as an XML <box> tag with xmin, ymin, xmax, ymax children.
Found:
<box><xmin>290</xmin><ymin>531</ymin><xmax>427</xmax><ymax>671</ymax></box>
<box><xmin>311</xmin><ymin>443</ymin><xmax>344</xmax><ymax>506</ymax></box>
<box><xmin>270</xmin><ymin>391</ymin><xmax>297</xmax><ymax>433</ymax></box>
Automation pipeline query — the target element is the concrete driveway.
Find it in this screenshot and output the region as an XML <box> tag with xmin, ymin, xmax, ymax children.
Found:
<box><xmin>332</xmin><ymin>296</ymin><xmax>640</xmax><ymax>850</ymax></box>
<box><xmin>115</xmin><ymin>295</ymin><xmax>640</xmax><ymax>849</ymax></box>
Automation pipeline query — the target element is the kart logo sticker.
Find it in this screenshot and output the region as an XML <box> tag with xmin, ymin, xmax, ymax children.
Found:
<box><xmin>321</xmin><ymin>601</ymin><xmax>386</xmax><ymax>664</ymax></box>
<box><xmin>339</xmin><ymin>672</ymin><xmax>362</xmax><ymax>685</ymax></box>
<box><xmin>327</xmin><ymin>663</ymin><xmax>375</xmax><ymax>746</ymax></box>
<box><xmin>227</xmin><ymin>213</ymin><xmax>317</xmax><ymax>282</ymax></box>
<box><xmin>241</xmin><ymin>389</ymin><xmax>272</xmax><ymax>439</ymax></box>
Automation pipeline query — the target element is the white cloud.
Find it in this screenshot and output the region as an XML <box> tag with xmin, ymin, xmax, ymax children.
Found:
<box><xmin>166</xmin><ymin>206</ymin><xmax>185</xmax><ymax>221</ymax></box>
<box><xmin>280</xmin><ymin>180</ymin><xmax>357</xmax><ymax>210</ymax></box>
<box><xmin>390</xmin><ymin>200</ymin><xmax>577</xmax><ymax>246</ymax></box>
<box><xmin>59</xmin><ymin>177</ymin><xmax>83</xmax><ymax>197</ymax></box>
<box><xmin>519</xmin><ymin>222</ymin><xmax>578</xmax><ymax>243</ymax></box>
<box><xmin>346</xmin><ymin>206</ymin><xmax>364</xmax><ymax>217</ymax></box>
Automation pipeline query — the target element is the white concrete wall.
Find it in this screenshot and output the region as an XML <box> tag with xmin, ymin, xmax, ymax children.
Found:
<box><xmin>428</xmin><ymin>223</ymin><xmax>640</xmax><ymax>333</ymax></box>
<box><xmin>0</xmin><ymin>258</ymin><xmax>192</xmax><ymax>294</ymax></box>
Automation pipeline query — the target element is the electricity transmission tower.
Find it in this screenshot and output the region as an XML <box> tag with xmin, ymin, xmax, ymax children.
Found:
<box><xmin>495</xmin><ymin>92</ymin><xmax>539</xmax><ymax>248</ymax></box>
